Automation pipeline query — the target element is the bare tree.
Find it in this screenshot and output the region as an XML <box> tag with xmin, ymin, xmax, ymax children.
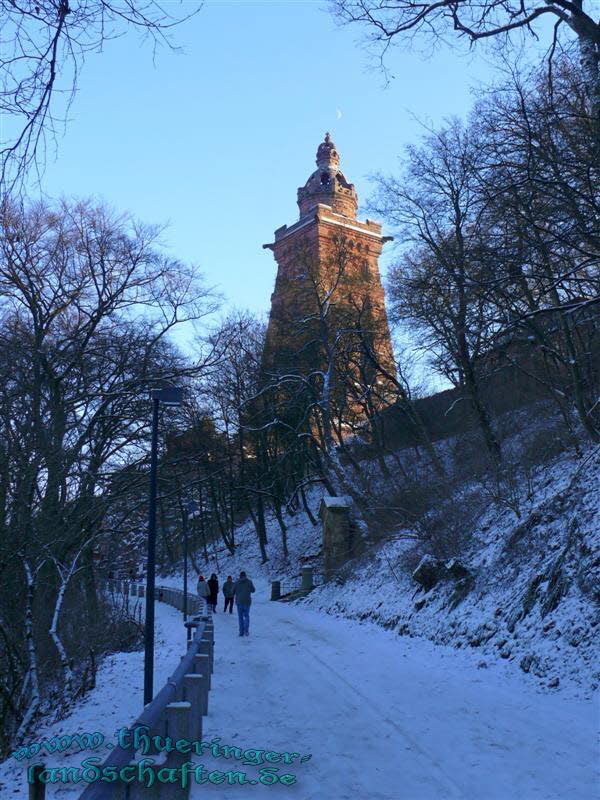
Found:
<box><xmin>0</xmin><ymin>196</ymin><xmax>216</xmax><ymax>749</ymax></box>
<box><xmin>473</xmin><ymin>53</ymin><xmax>600</xmax><ymax>440</ymax></box>
<box><xmin>371</xmin><ymin>120</ymin><xmax>503</xmax><ymax>464</ymax></box>
<box><xmin>332</xmin><ymin>0</ymin><xmax>600</xmax><ymax>122</ymax></box>
<box><xmin>342</xmin><ymin>300</ymin><xmax>446</xmax><ymax>476</ymax></box>
<box><xmin>1</xmin><ymin>0</ymin><xmax>200</xmax><ymax>190</ymax></box>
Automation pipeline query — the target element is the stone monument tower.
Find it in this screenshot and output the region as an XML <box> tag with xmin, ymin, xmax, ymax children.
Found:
<box><xmin>262</xmin><ymin>133</ymin><xmax>396</xmax><ymax>426</ymax></box>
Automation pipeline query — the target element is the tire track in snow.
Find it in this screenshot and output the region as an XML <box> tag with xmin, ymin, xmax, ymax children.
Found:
<box><xmin>275</xmin><ymin>617</ymin><xmax>468</xmax><ymax>800</ymax></box>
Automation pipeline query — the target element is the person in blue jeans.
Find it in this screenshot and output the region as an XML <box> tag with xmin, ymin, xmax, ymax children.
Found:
<box><xmin>234</xmin><ymin>571</ymin><xmax>255</xmax><ymax>636</ymax></box>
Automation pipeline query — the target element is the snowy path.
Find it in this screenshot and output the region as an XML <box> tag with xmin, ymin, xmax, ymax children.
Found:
<box><xmin>1</xmin><ymin>588</ymin><xmax>597</xmax><ymax>799</ymax></box>
<box><xmin>197</xmin><ymin>587</ymin><xmax>598</xmax><ymax>800</ymax></box>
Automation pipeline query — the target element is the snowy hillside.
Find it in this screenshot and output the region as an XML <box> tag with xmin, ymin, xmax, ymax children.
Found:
<box><xmin>304</xmin><ymin>444</ymin><xmax>600</xmax><ymax>695</ymax></box>
<box><xmin>167</xmin><ymin>418</ymin><xmax>600</xmax><ymax>697</ymax></box>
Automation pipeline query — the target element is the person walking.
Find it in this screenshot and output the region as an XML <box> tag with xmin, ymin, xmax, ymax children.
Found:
<box><xmin>222</xmin><ymin>576</ymin><xmax>235</xmax><ymax>613</ymax></box>
<box><xmin>208</xmin><ymin>573</ymin><xmax>219</xmax><ymax>613</ymax></box>
<box><xmin>196</xmin><ymin>574</ymin><xmax>210</xmax><ymax>614</ymax></box>
<box><xmin>234</xmin><ymin>571</ymin><xmax>255</xmax><ymax>637</ymax></box>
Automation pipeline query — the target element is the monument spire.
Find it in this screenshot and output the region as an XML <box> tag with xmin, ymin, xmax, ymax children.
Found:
<box><xmin>297</xmin><ymin>132</ymin><xmax>358</xmax><ymax>219</ymax></box>
<box><xmin>262</xmin><ymin>133</ymin><xmax>397</xmax><ymax>427</ymax></box>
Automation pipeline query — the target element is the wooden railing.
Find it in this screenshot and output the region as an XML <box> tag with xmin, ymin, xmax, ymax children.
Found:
<box><xmin>105</xmin><ymin>579</ymin><xmax>205</xmax><ymax>619</ymax></box>
<box><xmin>27</xmin><ymin>581</ymin><xmax>214</xmax><ymax>800</ymax></box>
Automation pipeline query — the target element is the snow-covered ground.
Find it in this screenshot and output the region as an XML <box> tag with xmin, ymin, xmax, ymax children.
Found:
<box><xmin>1</xmin><ymin>589</ymin><xmax>598</xmax><ymax>799</ymax></box>
<box><xmin>196</xmin><ymin>589</ymin><xmax>598</xmax><ymax>800</ymax></box>
<box><xmin>3</xmin><ymin>409</ymin><xmax>598</xmax><ymax>798</ymax></box>
<box><xmin>0</xmin><ymin>597</ymin><xmax>188</xmax><ymax>798</ymax></box>
<box><xmin>176</xmin><ymin>426</ymin><xmax>600</xmax><ymax>695</ymax></box>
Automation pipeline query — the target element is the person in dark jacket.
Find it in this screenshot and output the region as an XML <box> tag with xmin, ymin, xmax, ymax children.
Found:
<box><xmin>222</xmin><ymin>576</ymin><xmax>235</xmax><ymax>613</ymax></box>
<box><xmin>234</xmin><ymin>571</ymin><xmax>255</xmax><ymax>636</ymax></box>
<box><xmin>208</xmin><ymin>574</ymin><xmax>219</xmax><ymax>613</ymax></box>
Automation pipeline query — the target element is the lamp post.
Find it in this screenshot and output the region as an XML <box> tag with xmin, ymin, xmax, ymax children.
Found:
<box><xmin>182</xmin><ymin>498</ymin><xmax>199</xmax><ymax>620</ymax></box>
<box><xmin>144</xmin><ymin>386</ymin><xmax>183</xmax><ymax>706</ymax></box>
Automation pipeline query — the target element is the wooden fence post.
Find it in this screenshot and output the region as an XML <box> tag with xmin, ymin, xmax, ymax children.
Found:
<box><xmin>184</xmin><ymin>621</ymin><xmax>198</xmax><ymax>643</ymax></box>
<box><xmin>166</xmin><ymin>701</ymin><xmax>191</xmax><ymax>745</ymax></box>
<box><xmin>183</xmin><ymin>674</ymin><xmax>207</xmax><ymax>737</ymax></box>
<box><xmin>194</xmin><ymin>653</ymin><xmax>211</xmax><ymax>692</ymax></box>
<box><xmin>28</xmin><ymin>763</ymin><xmax>45</xmax><ymax>800</ymax></box>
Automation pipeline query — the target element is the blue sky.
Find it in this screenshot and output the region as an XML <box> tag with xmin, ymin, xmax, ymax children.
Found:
<box><xmin>36</xmin><ymin>1</ymin><xmax>498</xmax><ymax>335</ymax></box>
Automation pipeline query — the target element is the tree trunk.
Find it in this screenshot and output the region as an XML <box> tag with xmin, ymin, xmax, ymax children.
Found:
<box><xmin>300</xmin><ymin>485</ymin><xmax>317</xmax><ymax>526</ymax></box>
<box><xmin>17</xmin><ymin>560</ymin><xmax>41</xmax><ymax>741</ymax></box>
<box><xmin>577</xmin><ymin>27</ymin><xmax>600</xmax><ymax>125</ymax></box>
<box><xmin>273</xmin><ymin>499</ymin><xmax>289</xmax><ymax>559</ymax></box>
<box><xmin>255</xmin><ymin>493</ymin><xmax>269</xmax><ymax>563</ymax></box>
<box><xmin>49</xmin><ymin>573</ymin><xmax>74</xmax><ymax>697</ymax></box>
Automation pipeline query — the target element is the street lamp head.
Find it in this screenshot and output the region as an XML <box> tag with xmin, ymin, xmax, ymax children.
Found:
<box><xmin>151</xmin><ymin>386</ymin><xmax>184</xmax><ymax>406</ymax></box>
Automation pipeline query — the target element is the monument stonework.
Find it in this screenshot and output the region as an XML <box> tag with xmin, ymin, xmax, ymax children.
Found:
<box><xmin>262</xmin><ymin>133</ymin><xmax>396</xmax><ymax>425</ymax></box>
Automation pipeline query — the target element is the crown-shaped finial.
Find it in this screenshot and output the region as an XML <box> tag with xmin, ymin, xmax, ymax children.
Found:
<box><xmin>316</xmin><ymin>132</ymin><xmax>339</xmax><ymax>168</ymax></box>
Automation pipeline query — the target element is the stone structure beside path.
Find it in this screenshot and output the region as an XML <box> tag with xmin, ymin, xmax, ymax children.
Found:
<box><xmin>319</xmin><ymin>495</ymin><xmax>354</xmax><ymax>577</ymax></box>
